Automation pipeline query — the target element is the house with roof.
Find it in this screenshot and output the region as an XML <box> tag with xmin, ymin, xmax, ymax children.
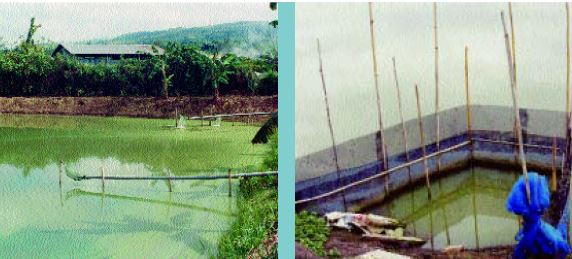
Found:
<box><xmin>51</xmin><ymin>44</ymin><xmax>164</xmax><ymax>63</ymax></box>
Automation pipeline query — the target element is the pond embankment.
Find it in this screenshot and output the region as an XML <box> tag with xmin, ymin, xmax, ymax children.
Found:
<box><xmin>0</xmin><ymin>95</ymin><xmax>277</xmax><ymax>121</ymax></box>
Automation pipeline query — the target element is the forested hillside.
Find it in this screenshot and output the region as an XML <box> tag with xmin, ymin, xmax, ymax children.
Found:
<box><xmin>85</xmin><ymin>21</ymin><xmax>277</xmax><ymax>57</ymax></box>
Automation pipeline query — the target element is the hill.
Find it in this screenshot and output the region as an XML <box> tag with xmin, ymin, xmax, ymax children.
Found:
<box><xmin>84</xmin><ymin>21</ymin><xmax>277</xmax><ymax>57</ymax></box>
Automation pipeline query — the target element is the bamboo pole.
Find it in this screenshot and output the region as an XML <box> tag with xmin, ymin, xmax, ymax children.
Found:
<box><xmin>465</xmin><ymin>47</ymin><xmax>471</xmax><ymax>141</ymax></box>
<box><xmin>501</xmin><ymin>11</ymin><xmax>530</xmax><ymax>202</ymax></box>
<box><xmin>509</xmin><ymin>3</ymin><xmax>516</xmax><ymax>86</ymax></box>
<box><xmin>228</xmin><ymin>169</ymin><xmax>232</xmax><ymax>197</ymax></box>
<box><xmin>209</xmin><ymin>106</ymin><xmax>213</xmax><ymax>126</ymax></box>
<box><xmin>552</xmin><ymin>135</ymin><xmax>558</xmax><ymax>191</ymax></box>
<box><xmin>437</xmin><ymin>176</ymin><xmax>451</xmax><ymax>245</ymax></box>
<box><xmin>368</xmin><ymin>2</ymin><xmax>389</xmax><ymax>171</ymax></box>
<box><xmin>465</xmin><ymin>45</ymin><xmax>479</xmax><ymax>247</ymax></box>
<box><xmin>433</xmin><ymin>3</ymin><xmax>441</xmax><ymax>173</ymax></box>
<box><xmin>415</xmin><ymin>84</ymin><xmax>433</xmax><ymax>199</ymax></box>
<box><xmin>317</xmin><ymin>39</ymin><xmax>347</xmax><ymax>211</ymax></box>
<box><xmin>410</xmin><ymin>191</ymin><xmax>416</xmax><ymax>236</ymax></box>
<box><xmin>509</xmin><ymin>3</ymin><xmax>520</xmax><ymax>163</ymax></box>
<box><xmin>567</xmin><ymin>3</ymin><xmax>570</xmax><ymax>129</ymax></box>
<box><xmin>472</xmin><ymin>167</ymin><xmax>480</xmax><ymax>250</ymax></box>
<box><xmin>59</xmin><ymin>160</ymin><xmax>63</xmax><ymax>187</ymax></box>
<box><xmin>167</xmin><ymin>169</ymin><xmax>173</xmax><ymax>193</ymax></box>
<box><xmin>392</xmin><ymin>57</ymin><xmax>411</xmax><ymax>182</ymax></box>
<box><xmin>429</xmin><ymin>199</ymin><xmax>435</xmax><ymax>250</ymax></box>
<box><xmin>472</xmin><ymin>138</ymin><xmax>558</xmax><ymax>150</ymax></box>
<box><xmin>189</xmin><ymin>112</ymin><xmax>272</xmax><ymax>120</ymax></box>
<box><xmin>565</xmin><ymin>3</ymin><xmax>571</xmax><ymax>166</ymax></box>
<box><xmin>101</xmin><ymin>166</ymin><xmax>105</xmax><ymax>193</ymax></box>
<box><xmin>175</xmin><ymin>107</ymin><xmax>179</xmax><ymax>128</ymax></box>
<box><xmin>73</xmin><ymin>171</ymin><xmax>278</xmax><ymax>181</ymax></box>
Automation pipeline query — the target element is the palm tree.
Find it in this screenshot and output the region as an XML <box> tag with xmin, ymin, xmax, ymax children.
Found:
<box><xmin>269</xmin><ymin>3</ymin><xmax>278</xmax><ymax>28</ymax></box>
<box><xmin>205</xmin><ymin>53</ymin><xmax>236</xmax><ymax>106</ymax></box>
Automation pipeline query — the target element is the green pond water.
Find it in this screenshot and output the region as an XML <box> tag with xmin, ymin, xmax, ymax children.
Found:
<box><xmin>364</xmin><ymin>166</ymin><xmax>523</xmax><ymax>250</ymax></box>
<box><xmin>0</xmin><ymin>114</ymin><xmax>267</xmax><ymax>258</ymax></box>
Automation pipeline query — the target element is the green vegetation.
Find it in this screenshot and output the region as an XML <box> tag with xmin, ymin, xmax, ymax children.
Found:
<box><xmin>0</xmin><ymin>19</ymin><xmax>277</xmax><ymax>98</ymax></box>
<box><xmin>218</xmin><ymin>131</ymin><xmax>278</xmax><ymax>258</ymax></box>
<box><xmin>88</xmin><ymin>21</ymin><xmax>277</xmax><ymax>57</ymax></box>
<box><xmin>296</xmin><ymin>211</ymin><xmax>339</xmax><ymax>257</ymax></box>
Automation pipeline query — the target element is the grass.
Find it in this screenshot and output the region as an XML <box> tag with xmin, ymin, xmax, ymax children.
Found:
<box><xmin>295</xmin><ymin>211</ymin><xmax>339</xmax><ymax>257</ymax></box>
<box><xmin>218</xmin><ymin>132</ymin><xmax>278</xmax><ymax>258</ymax></box>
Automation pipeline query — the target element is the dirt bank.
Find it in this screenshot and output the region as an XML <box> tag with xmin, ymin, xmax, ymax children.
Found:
<box><xmin>316</xmin><ymin>229</ymin><xmax>513</xmax><ymax>258</ymax></box>
<box><xmin>0</xmin><ymin>95</ymin><xmax>277</xmax><ymax>120</ymax></box>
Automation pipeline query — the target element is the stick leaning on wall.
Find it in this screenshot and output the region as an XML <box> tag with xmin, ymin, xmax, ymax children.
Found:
<box><xmin>368</xmin><ymin>2</ymin><xmax>389</xmax><ymax>171</ymax></box>
<box><xmin>316</xmin><ymin>38</ymin><xmax>348</xmax><ymax>211</ymax></box>
<box><xmin>501</xmin><ymin>11</ymin><xmax>530</xmax><ymax>202</ymax></box>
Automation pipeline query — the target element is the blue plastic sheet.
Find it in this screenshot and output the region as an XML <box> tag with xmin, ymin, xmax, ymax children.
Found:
<box><xmin>506</xmin><ymin>172</ymin><xmax>570</xmax><ymax>258</ymax></box>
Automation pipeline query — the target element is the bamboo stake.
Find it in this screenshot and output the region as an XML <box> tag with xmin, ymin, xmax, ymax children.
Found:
<box><xmin>74</xmin><ymin>171</ymin><xmax>278</xmax><ymax>181</ymax></box>
<box><xmin>228</xmin><ymin>169</ymin><xmax>232</xmax><ymax>197</ymax></box>
<box><xmin>552</xmin><ymin>135</ymin><xmax>558</xmax><ymax>191</ymax></box>
<box><xmin>175</xmin><ymin>107</ymin><xmax>179</xmax><ymax>128</ymax></box>
<box><xmin>317</xmin><ymin>39</ymin><xmax>347</xmax><ymax>211</ymax></box>
<box><xmin>509</xmin><ymin>3</ymin><xmax>516</xmax><ymax>86</ymax></box>
<box><xmin>368</xmin><ymin>2</ymin><xmax>389</xmax><ymax>170</ymax></box>
<box><xmin>165</xmin><ymin>169</ymin><xmax>173</xmax><ymax>193</ymax></box>
<box><xmin>433</xmin><ymin>3</ymin><xmax>441</xmax><ymax>173</ymax></box>
<box><xmin>472</xmin><ymin>167</ymin><xmax>480</xmax><ymax>250</ymax></box>
<box><xmin>209</xmin><ymin>106</ymin><xmax>213</xmax><ymax>126</ymax></box>
<box><xmin>466</xmin><ymin>45</ymin><xmax>478</xmax><ymax>247</ymax></box>
<box><xmin>59</xmin><ymin>160</ymin><xmax>63</xmax><ymax>188</ymax></box>
<box><xmin>415</xmin><ymin>84</ymin><xmax>432</xmax><ymax>199</ymax></box>
<box><xmin>567</xmin><ymin>3</ymin><xmax>570</xmax><ymax>129</ymax></box>
<box><xmin>501</xmin><ymin>11</ymin><xmax>530</xmax><ymax>202</ymax></box>
<box><xmin>509</xmin><ymin>3</ymin><xmax>522</xmax><ymax>164</ymax></box>
<box><xmin>392</xmin><ymin>57</ymin><xmax>412</xmax><ymax>184</ymax></box>
<box><xmin>565</xmin><ymin>3</ymin><xmax>571</xmax><ymax>166</ymax></box>
<box><xmin>101</xmin><ymin>166</ymin><xmax>105</xmax><ymax>193</ymax></box>
<box><xmin>59</xmin><ymin>160</ymin><xmax>64</xmax><ymax>208</ymax></box>
<box><xmin>465</xmin><ymin>46</ymin><xmax>472</xmax><ymax>141</ymax></box>
<box><xmin>472</xmin><ymin>138</ymin><xmax>558</xmax><ymax>150</ymax></box>
<box><xmin>437</xmin><ymin>176</ymin><xmax>451</xmax><ymax>245</ymax></box>
<box><xmin>410</xmin><ymin>191</ymin><xmax>416</xmax><ymax>236</ymax></box>
<box><xmin>188</xmin><ymin>112</ymin><xmax>272</xmax><ymax>120</ymax></box>
<box><xmin>429</xmin><ymin>199</ymin><xmax>435</xmax><ymax>250</ymax></box>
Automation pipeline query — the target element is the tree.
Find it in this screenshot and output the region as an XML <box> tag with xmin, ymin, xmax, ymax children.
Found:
<box><xmin>161</xmin><ymin>62</ymin><xmax>173</xmax><ymax>98</ymax></box>
<box><xmin>205</xmin><ymin>53</ymin><xmax>236</xmax><ymax>105</ymax></box>
<box><xmin>269</xmin><ymin>3</ymin><xmax>278</xmax><ymax>28</ymax></box>
<box><xmin>24</xmin><ymin>17</ymin><xmax>41</xmax><ymax>46</ymax></box>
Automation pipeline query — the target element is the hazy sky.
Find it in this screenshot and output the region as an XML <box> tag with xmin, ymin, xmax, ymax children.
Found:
<box><xmin>0</xmin><ymin>3</ymin><xmax>276</xmax><ymax>44</ymax></box>
<box><xmin>296</xmin><ymin>3</ymin><xmax>568</xmax><ymax>157</ymax></box>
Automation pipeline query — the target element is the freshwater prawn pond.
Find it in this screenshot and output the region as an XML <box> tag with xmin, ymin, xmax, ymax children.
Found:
<box><xmin>363</xmin><ymin>166</ymin><xmax>523</xmax><ymax>250</ymax></box>
<box><xmin>0</xmin><ymin>114</ymin><xmax>267</xmax><ymax>257</ymax></box>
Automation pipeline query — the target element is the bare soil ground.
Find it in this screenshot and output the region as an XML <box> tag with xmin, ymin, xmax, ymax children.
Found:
<box><xmin>0</xmin><ymin>95</ymin><xmax>277</xmax><ymax>122</ymax></box>
<box><xmin>320</xmin><ymin>229</ymin><xmax>513</xmax><ymax>258</ymax></box>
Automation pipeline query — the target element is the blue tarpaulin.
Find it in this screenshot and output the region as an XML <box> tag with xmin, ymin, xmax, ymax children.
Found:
<box><xmin>506</xmin><ymin>172</ymin><xmax>570</xmax><ymax>258</ymax></box>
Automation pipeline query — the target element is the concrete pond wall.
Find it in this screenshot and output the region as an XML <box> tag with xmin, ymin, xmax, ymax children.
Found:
<box><xmin>295</xmin><ymin>105</ymin><xmax>569</xmax><ymax>216</ymax></box>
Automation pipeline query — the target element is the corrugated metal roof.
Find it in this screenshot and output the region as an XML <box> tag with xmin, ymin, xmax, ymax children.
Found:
<box><xmin>57</xmin><ymin>44</ymin><xmax>164</xmax><ymax>55</ymax></box>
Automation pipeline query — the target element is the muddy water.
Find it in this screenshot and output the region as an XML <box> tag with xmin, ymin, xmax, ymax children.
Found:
<box><xmin>363</xmin><ymin>166</ymin><xmax>525</xmax><ymax>250</ymax></box>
